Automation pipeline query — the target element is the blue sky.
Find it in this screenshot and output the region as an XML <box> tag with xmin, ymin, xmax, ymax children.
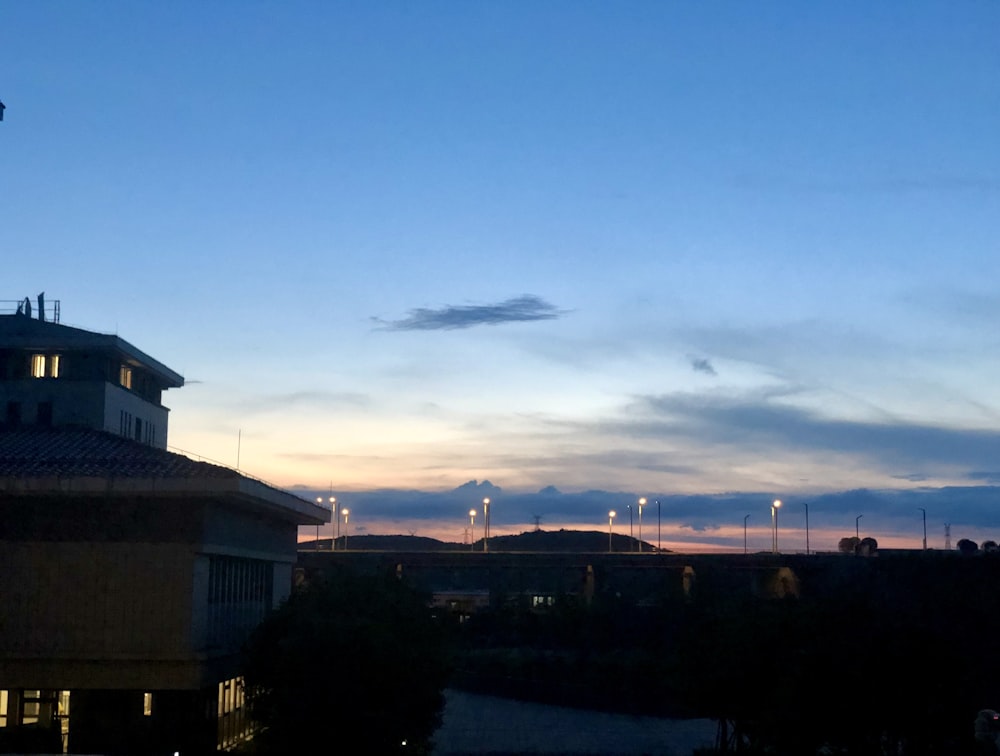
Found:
<box><xmin>3</xmin><ymin>2</ymin><xmax>999</xmax><ymax>547</ymax></box>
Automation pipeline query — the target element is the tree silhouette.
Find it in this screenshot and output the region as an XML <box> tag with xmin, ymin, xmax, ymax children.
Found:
<box><xmin>838</xmin><ymin>536</ymin><xmax>861</xmax><ymax>554</ymax></box>
<box><xmin>242</xmin><ymin>568</ymin><xmax>449</xmax><ymax>755</ymax></box>
<box><xmin>958</xmin><ymin>538</ymin><xmax>979</xmax><ymax>555</ymax></box>
<box><xmin>858</xmin><ymin>536</ymin><xmax>878</xmax><ymax>556</ymax></box>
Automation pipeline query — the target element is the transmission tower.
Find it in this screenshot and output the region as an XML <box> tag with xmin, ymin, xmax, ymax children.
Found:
<box><xmin>532</xmin><ymin>514</ymin><xmax>542</xmax><ymax>531</ymax></box>
<box><xmin>944</xmin><ymin>523</ymin><xmax>951</xmax><ymax>551</ymax></box>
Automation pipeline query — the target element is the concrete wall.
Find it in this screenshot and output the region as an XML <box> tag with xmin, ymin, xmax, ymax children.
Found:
<box><xmin>102</xmin><ymin>382</ymin><xmax>169</xmax><ymax>448</ymax></box>
<box><xmin>0</xmin><ymin>541</ymin><xmax>195</xmax><ymax>689</ymax></box>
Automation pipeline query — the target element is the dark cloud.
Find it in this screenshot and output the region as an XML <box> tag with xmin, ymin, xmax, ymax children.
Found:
<box><xmin>294</xmin><ymin>483</ymin><xmax>1000</xmax><ymax>546</ymax></box>
<box><xmin>627</xmin><ymin>391</ymin><xmax>1000</xmax><ymax>477</ymax></box>
<box><xmin>374</xmin><ymin>295</ymin><xmax>563</xmax><ymax>331</ymax></box>
<box><xmin>966</xmin><ymin>471</ymin><xmax>1000</xmax><ymax>485</ymax></box>
<box><xmin>689</xmin><ymin>357</ymin><xmax>717</xmax><ymax>376</ymax></box>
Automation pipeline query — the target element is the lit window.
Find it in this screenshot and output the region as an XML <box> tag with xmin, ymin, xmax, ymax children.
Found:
<box><xmin>143</xmin><ymin>692</ymin><xmax>152</xmax><ymax>717</ymax></box>
<box><xmin>120</xmin><ymin>365</ymin><xmax>132</xmax><ymax>389</ymax></box>
<box><xmin>30</xmin><ymin>354</ymin><xmax>61</xmax><ymax>378</ymax></box>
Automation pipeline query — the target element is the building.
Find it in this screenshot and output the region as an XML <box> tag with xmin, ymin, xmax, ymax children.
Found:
<box><xmin>1</xmin><ymin>298</ymin><xmax>182</xmax><ymax>448</ymax></box>
<box><xmin>0</xmin><ymin>301</ymin><xmax>329</xmax><ymax>754</ymax></box>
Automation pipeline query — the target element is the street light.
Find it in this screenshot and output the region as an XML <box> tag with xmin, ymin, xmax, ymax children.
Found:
<box><xmin>856</xmin><ymin>514</ymin><xmax>863</xmax><ymax>540</ymax></box>
<box><xmin>918</xmin><ymin>508</ymin><xmax>927</xmax><ymax>550</ymax></box>
<box><xmin>330</xmin><ymin>496</ymin><xmax>340</xmax><ymax>551</ymax></box>
<box><xmin>468</xmin><ymin>509</ymin><xmax>476</xmax><ymax>552</ymax></box>
<box><xmin>771</xmin><ymin>499</ymin><xmax>782</xmax><ymax>554</ymax></box>
<box><xmin>342</xmin><ymin>508</ymin><xmax>350</xmax><ymax>551</ymax></box>
<box><xmin>656</xmin><ymin>499</ymin><xmax>661</xmax><ymax>552</ymax></box>
<box><xmin>483</xmin><ymin>498</ymin><xmax>491</xmax><ymax>553</ymax></box>
<box><xmin>638</xmin><ymin>498</ymin><xmax>647</xmax><ymax>553</ymax></box>
<box><xmin>608</xmin><ymin>510</ymin><xmax>616</xmax><ymax>553</ymax></box>
<box><xmin>315</xmin><ymin>497</ymin><xmax>323</xmax><ymax>548</ymax></box>
<box><xmin>627</xmin><ymin>504</ymin><xmax>633</xmax><ymax>551</ymax></box>
<box><xmin>802</xmin><ymin>501</ymin><xmax>810</xmax><ymax>555</ymax></box>
<box><xmin>317</xmin><ymin>496</ymin><xmax>339</xmax><ymax>549</ymax></box>
<box><xmin>743</xmin><ymin>514</ymin><xmax>751</xmax><ymax>555</ymax></box>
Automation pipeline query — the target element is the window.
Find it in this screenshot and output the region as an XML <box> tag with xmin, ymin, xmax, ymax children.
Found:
<box><xmin>30</xmin><ymin>354</ymin><xmax>60</xmax><ymax>378</ymax></box>
<box><xmin>119</xmin><ymin>365</ymin><xmax>132</xmax><ymax>389</ymax></box>
<box><xmin>143</xmin><ymin>692</ymin><xmax>152</xmax><ymax>717</ymax></box>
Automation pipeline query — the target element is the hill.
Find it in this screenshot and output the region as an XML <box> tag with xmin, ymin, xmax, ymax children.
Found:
<box><xmin>302</xmin><ymin>529</ymin><xmax>660</xmax><ymax>553</ymax></box>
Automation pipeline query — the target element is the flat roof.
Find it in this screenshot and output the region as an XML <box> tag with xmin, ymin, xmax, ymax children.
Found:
<box><xmin>0</xmin><ymin>314</ymin><xmax>184</xmax><ymax>388</ymax></box>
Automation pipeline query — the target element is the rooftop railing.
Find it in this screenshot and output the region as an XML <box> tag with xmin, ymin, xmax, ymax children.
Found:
<box><xmin>1</xmin><ymin>298</ymin><xmax>61</xmax><ymax>322</ymax></box>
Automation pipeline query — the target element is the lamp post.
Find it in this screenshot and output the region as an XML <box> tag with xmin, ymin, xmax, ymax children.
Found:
<box><xmin>330</xmin><ymin>496</ymin><xmax>340</xmax><ymax>551</ymax></box>
<box><xmin>314</xmin><ymin>498</ymin><xmax>322</xmax><ymax>548</ymax></box>
<box><xmin>317</xmin><ymin>496</ymin><xmax>339</xmax><ymax>549</ymax></box>
<box><xmin>744</xmin><ymin>514</ymin><xmax>750</xmax><ymax>555</ymax></box>
<box><xmin>638</xmin><ymin>498</ymin><xmax>647</xmax><ymax>553</ymax></box>
<box><xmin>918</xmin><ymin>508</ymin><xmax>927</xmax><ymax>550</ymax></box>
<box><xmin>608</xmin><ymin>510</ymin><xmax>616</xmax><ymax>553</ymax></box>
<box><xmin>802</xmin><ymin>501</ymin><xmax>810</xmax><ymax>555</ymax></box>
<box><xmin>342</xmin><ymin>508</ymin><xmax>350</xmax><ymax>551</ymax></box>
<box><xmin>656</xmin><ymin>499</ymin><xmax>661</xmax><ymax>553</ymax></box>
<box><xmin>482</xmin><ymin>498</ymin><xmax>490</xmax><ymax>553</ymax></box>
<box><xmin>468</xmin><ymin>509</ymin><xmax>476</xmax><ymax>552</ymax></box>
<box><xmin>771</xmin><ymin>499</ymin><xmax>782</xmax><ymax>554</ymax></box>
<box><xmin>627</xmin><ymin>504</ymin><xmax>633</xmax><ymax>551</ymax></box>
<box><xmin>856</xmin><ymin>514</ymin><xmax>863</xmax><ymax>540</ymax></box>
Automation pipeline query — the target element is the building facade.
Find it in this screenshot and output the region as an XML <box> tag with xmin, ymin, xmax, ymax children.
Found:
<box><xmin>0</xmin><ymin>305</ymin><xmax>329</xmax><ymax>754</ymax></box>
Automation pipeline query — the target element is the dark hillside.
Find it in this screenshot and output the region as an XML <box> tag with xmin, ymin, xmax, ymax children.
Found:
<box><xmin>301</xmin><ymin>529</ymin><xmax>660</xmax><ymax>553</ymax></box>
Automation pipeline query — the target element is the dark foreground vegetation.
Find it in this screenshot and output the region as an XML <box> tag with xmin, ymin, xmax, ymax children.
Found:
<box><xmin>240</xmin><ymin>568</ymin><xmax>449</xmax><ymax>755</ymax></box>
<box><xmin>241</xmin><ymin>554</ymin><xmax>1000</xmax><ymax>755</ymax></box>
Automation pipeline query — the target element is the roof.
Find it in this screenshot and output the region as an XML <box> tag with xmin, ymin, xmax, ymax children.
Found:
<box><xmin>0</xmin><ymin>428</ymin><xmax>328</xmax><ymax>525</ymax></box>
<box><xmin>0</xmin><ymin>314</ymin><xmax>184</xmax><ymax>388</ymax></box>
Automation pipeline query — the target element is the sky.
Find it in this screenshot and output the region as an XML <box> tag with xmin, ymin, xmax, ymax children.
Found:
<box><xmin>3</xmin><ymin>2</ymin><xmax>999</xmax><ymax>550</ymax></box>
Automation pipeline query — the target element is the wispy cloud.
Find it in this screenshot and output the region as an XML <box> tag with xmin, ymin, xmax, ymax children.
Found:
<box><xmin>374</xmin><ymin>295</ymin><xmax>564</xmax><ymax>332</ymax></box>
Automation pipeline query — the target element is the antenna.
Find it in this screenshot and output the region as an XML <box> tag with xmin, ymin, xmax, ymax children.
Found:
<box><xmin>944</xmin><ymin>523</ymin><xmax>951</xmax><ymax>551</ymax></box>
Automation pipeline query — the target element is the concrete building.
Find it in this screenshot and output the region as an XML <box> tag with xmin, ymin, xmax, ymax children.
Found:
<box><xmin>0</xmin><ymin>302</ymin><xmax>329</xmax><ymax>754</ymax></box>
<box><xmin>1</xmin><ymin>301</ymin><xmax>182</xmax><ymax>448</ymax></box>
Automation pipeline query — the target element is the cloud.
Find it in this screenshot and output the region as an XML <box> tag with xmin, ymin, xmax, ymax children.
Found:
<box><xmin>225</xmin><ymin>390</ymin><xmax>372</xmax><ymax>415</ymax></box>
<box><xmin>293</xmin><ymin>482</ymin><xmax>1000</xmax><ymax>550</ymax></box>
<box><xmin>374</xmin><ymin>295</ymin><xmax>564</xmax><ymax>331</ymax></box>
<box><xmin>627</xmin><ymin>390</ymin><xmax>1000</xmax><ymax>478</ymax></box>
<box><xmin>689</xmin><ymin>356</ymin><xmax>717</xmax><ymax>376</ymax></box>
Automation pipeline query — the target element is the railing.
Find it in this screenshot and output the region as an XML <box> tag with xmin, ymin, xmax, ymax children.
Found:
<box><xmin>167</xmin><ymin>444</ymin><xmax>325</xmax><ymax>507</ymax></box>
<box><xmin>0</xmin><ymin>298</ymin><xmax>61</xmax><ymax>322</ymax></box>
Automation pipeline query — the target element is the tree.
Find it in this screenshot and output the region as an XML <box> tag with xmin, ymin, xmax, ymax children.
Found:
<box><xmin>838</xmin><ymin>536</ymin><xmax>861</xmax><ymax>554</ymax></box>
<box><xmin>982</xmin><ymin>540</ymin><xmax>998</xmax><ymax>553</ymax></box>
<box><xmin>858</xmin><ymin>536</ymin><xmax>878</xmax><ymax>556</ymax></box>
<box><xmin>958</xmin><ymin>538</ymin><xmax>979</xmax><ymax>555</ymax></box>
<box><xmin>241</xmin><ymin>568</ymin><xmax>450</xmax><ymax>755</ymax></box>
